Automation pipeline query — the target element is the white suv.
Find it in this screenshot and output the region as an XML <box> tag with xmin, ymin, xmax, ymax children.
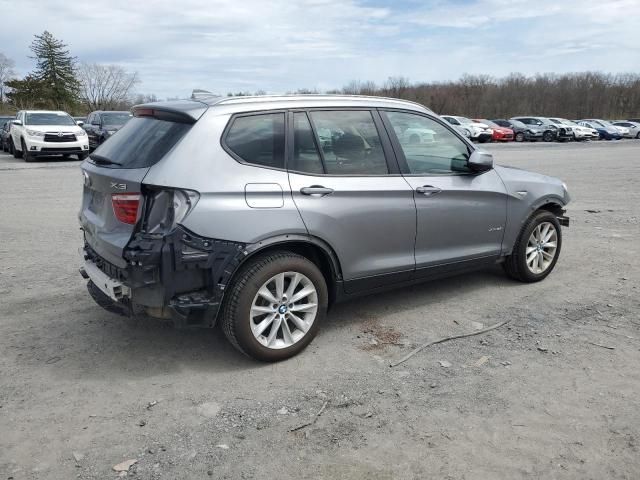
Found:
<box><xmin>11</xmin><ymin>110</ymin><xmax>89</xmax><ymax>162</ymax></box>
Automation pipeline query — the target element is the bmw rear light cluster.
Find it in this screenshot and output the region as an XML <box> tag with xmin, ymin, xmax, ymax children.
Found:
<box><xmin>141</xmin><ymin>188</ymin><xmax>199</xmax><ymax>234</ymax></box>
<box><xmin>112</xmin><ymin>193</ymin><xmax>141</xmax><ymax>225</ymax></box>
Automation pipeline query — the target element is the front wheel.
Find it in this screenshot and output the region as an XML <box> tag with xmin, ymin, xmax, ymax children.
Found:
<box><xmin>21</xmin><ymin>140</ymin><xmax>33</xmax><ymax>162</ymax></box>
<box><xmin>543</xmin><ymin>131</ymin><xmax>555</xmax><ymax>142</ymax></box>
<box><xmin>13</xmin><ymin>139</ymin><xmax>22</xmax><ymax>158</ymax></box>
<box><xmin>503</xmin><ymin>210</ymin><xmax>562</xmax><ymax>282</ymax></box>
<box><xmin>515</xmin><ymin>132</ymin><xmax>525</xmax><ymax>142</ymax></box>
<box><xmin>221</xmin><ymin>251</ymin><xmax>328</xmax><ymax>361</ymax></box>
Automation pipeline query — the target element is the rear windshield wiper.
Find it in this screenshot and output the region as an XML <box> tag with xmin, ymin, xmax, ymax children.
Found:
<box><xmin>90</xmin><ymin>154</ymin><xmax>123</xmax><ymax>166</ymax></box>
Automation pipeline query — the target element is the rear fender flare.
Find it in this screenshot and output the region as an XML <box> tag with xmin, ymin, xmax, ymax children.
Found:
<box><xmin>242</xmin><ymin>234</ymin><xmax>343</xmax><ymax>281</ymax></box>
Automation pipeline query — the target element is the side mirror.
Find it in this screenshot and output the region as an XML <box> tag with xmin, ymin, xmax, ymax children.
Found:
<box><xmin>76</xmin><ymin>121</ymin><xmax>84</xmax><ymax>126</ymax></box>
<box><xmin>12</xmin><ymin>119</ymin><xmax>22</xmax><ymax>126</ymax></box>
<box><xmin>468</xmin><ymin>150</ymin><xmax>493</xmax><ymax>172</ymax></box>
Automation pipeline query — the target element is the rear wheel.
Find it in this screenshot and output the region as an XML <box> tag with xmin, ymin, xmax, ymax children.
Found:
<box><xmin>503</xmin><ymin>210</ymin><xmax>562</xmax><ymax>283</ymax></box>
<box><xmin>221</xmin><ymin>251</ymin><xmax>328</xmax><ymax>362</ymax></box>
<box><xmin>78</xmin><ymin>152</ymin><xmax>88</xmax><ymax>160</ymax></box>
<box><xmin>515</xmin><ymin>132</ymin><xmax>525</xmax><ymax>142</ymax></box>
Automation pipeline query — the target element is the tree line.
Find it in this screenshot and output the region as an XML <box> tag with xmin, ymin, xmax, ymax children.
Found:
<box><xmin>331</xmin><ymin>73</ymin><xmax>640</xmax><ymax>119</ymax></box>
<box><xmin>0</xmin><ymin>31</ymin><xmax>151</xmax><ymax>115</ymax></box>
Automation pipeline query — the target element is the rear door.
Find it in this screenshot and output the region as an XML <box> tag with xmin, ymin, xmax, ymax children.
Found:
<box><xmin>286</xmin><ymin>109</ymin><xmax>416</xmax><ymax>292</ymax></box>
<box><xmin>79</xmin><ymin>112</ymin><xmax>194</xmax><ymax>267</ymax></box>
<box><xmin>381</xmin><ymin>110</ymin><xmax>507</xmax><ymax>273</ymax></box>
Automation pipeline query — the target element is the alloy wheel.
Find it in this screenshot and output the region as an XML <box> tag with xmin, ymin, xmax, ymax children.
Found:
<box><xmin>525</xmin><ymin>222</ymin><xmax>558</xmax><ymax>274</ymax></box>
<box><xmin>250</xmin><ymin>271</ymin><xmax>318</xmax><ymax>349</ymax></box>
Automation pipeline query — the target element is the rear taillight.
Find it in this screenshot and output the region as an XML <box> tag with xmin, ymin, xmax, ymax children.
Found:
<box><xmin>112</xmin><ymin>193</ymin><xmax>141</xmax><ymax>225</ymax></box>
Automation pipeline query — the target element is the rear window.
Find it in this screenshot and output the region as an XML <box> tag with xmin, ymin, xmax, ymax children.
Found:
<box><xmin>90</xmin><ymin>117</ymin><xmax>191</xmax><ymax>168</ymax></box>
<box><xmin>224</xmin><ymin>113</ymin><xmax>285</xmax><ymax>169</ymax></box>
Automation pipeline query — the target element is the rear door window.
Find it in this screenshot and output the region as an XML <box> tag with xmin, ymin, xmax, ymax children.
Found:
<box><xmin>308</xmin><ymin>110</ymin><xmax>388</xmax><ymax>175</ymax></box>
<box><xmin>224</xmin><ymin>113</ymin><xmax>285</xmax><ymax>169</ymax></box>
<box><xmin>90</xmin><ymin>116</ymin><xmax>191</xmax><ymax>168</ymax></box>
<box><xmin>291</xmin><ymin>112</ymin><xmax>324</xmax><ymax>174</ymax></box>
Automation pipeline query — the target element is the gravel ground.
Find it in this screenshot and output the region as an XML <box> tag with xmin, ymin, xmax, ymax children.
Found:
<box><xmin>1</xmin><ymin>141</ymin><xmax>639</xmax><ymax>480</ymax></box>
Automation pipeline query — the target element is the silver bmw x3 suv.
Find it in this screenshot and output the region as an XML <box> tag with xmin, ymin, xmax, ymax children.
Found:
<box><xmin>79</xmin><ymin>95</ymin><xmax>570</xmax><ymax>361</ymax></box>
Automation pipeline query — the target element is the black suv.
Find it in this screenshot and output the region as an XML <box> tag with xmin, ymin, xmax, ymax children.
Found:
<box><xmin>83</xmin><ymin>111</ymin><xmax>132</xmax><ymax>150</ymax></box>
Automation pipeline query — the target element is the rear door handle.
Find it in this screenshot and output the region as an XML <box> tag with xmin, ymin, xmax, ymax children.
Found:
<box><xmin>300</xmin><ymin>186</ymin><xmax>334</xmax><ymax>197</ymax></box>
<box><xmin>415</xmin><ymin>185</ymin><xmax>442</xmax><ymax>196</ymax></box>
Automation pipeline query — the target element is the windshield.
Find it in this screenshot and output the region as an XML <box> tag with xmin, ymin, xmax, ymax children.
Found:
<box><xmin>91</xmin><ymin>116</ymin><xmax>191</xmax><ymax>168</ymax></box>
<box><xmin>559</xmin><ymin>119</ymin><xmax>577</xmax><ymax>126</ymax></box>
<box><xmin>457</xmin><ymin>117</ymin><xmax>474</xmax><ymax>125</ymax></box>
<box><xmin>549</xmin><ymin>119</ymin><xmax>563</xmax><ymax>125</ymax></box>
<box><xmin>102</xmin><ymin>112</ymin><xmax>132</xmax><ymax>126</ymax></box>
<box><xmin>25</xmin><ymin>112</ymin><xmax>76</xmax><ymax>126</ymax></box>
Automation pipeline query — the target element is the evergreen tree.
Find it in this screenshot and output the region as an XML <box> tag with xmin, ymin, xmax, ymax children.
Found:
<box><xmin>29</xmin><ymin>31</ymin><xmax>80</xmax><ymax>109</ymax></box>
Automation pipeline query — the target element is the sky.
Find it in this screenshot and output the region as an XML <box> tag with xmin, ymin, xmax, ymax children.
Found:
<box><xmin>1</xmin><ymin>0</ymin><xmax>639</xmax><ymax>98</ymax></box>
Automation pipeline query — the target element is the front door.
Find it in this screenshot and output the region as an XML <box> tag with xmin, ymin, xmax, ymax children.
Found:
<box><xmin>381</xmin><ymin>110</ymin><xmax>507</xmax><ymax>273</ymax></box>
<box><xmin>287</xmin><ymin>109</ymin><xmax>416</xmax><ymax>292</ymax></box>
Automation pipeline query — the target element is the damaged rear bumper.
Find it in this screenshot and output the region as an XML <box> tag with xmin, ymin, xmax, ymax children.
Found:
<box><xmin>81</xmin><ymin>225</ymin><xmax>247</xmax><ymax>327</ymax></box>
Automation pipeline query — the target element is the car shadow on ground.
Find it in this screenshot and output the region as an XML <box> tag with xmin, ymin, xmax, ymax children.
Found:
<box><xmin>26</xmin><ymin>266</ymin><xmax>519</xmax><ymax>380</ymax></box>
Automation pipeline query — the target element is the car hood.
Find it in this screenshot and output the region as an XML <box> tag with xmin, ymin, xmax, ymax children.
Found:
<box><xmin>494</xmin><ymin>164</ymin><xmax>569</xmax><ymax>205</ymax></box>
<box><xmin>24</xmin><ymin>125</ymin><xmax>85</xmax><ymax>134</ymax></box>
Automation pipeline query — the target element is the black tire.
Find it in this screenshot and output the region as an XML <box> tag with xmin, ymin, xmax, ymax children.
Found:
<box><xmin>8</xmin><ymin>139</ymin><xmax>14</xmax><ymax>154</ymax></box>
<box><xmin>22</xmin><ymin>140</ymin><xmax>34</xmax><ymax>162</ymax></box>
<box><xmin>503</xmin><ymin>210</ymin><xmax>562</xmax><ymax>283</ymax></box>
<box><xmin>636</xmin><ymin>132</ymin><xmax>640</xmax><ymax>139</ymax></box>
<box><xmin>13</xmin><ymin>139</ymin><xmax>22</xmax><ymax>158</ymax></box>
<box><xmin>221</xmin><ymin>251</ymin><xmax>328</xmax><ymax>362</ymax></box>
<box><xmin>77</xmin><ymin>152</ymin><xmax>88</xmax><ymax>160</ymax></box>
<box><xmin>543</xmin><ymin>131</ymin><xmax>555</xmax><ymax>142</ymax></box>
<box><xmin>515</xmin><ymin>132</ymin><xmax>525</xmax><ymax>142</ymax></box>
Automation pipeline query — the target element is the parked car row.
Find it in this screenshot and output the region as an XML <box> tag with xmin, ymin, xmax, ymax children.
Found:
<box><xmin>438</xmin><ymin>114</ymin><xmax>640</xmax><ymax>143</ymax></box>
<box><xmin>0</xmin><ymin>109</ymin><xmax>132</xmax><ymax>160</ymax></box>
<box><xmin>1</xmin><ymin>107</ymin><xmax>639</xmax><ymax>161</ymax></box>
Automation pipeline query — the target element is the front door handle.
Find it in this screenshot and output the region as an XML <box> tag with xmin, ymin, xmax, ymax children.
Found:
<box><xmin>300</xmin><ymin>186</ymin><xmax>334</xmax><ymax>197</ymax></box>
<box><xmin>415</xmin><ymin>185</ymin><xmax>442</xmax><ymax>196</ymax></box>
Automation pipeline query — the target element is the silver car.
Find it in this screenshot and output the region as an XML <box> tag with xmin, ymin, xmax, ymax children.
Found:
<box><xmin>79</xmin><ymin>95</ymin><xmax>570</xmax><ymax>361</ymax></box>
<box><xmin>612</xmin><ymin>121</ymin><xmax>640</xmax><ymax>139</ymax></box>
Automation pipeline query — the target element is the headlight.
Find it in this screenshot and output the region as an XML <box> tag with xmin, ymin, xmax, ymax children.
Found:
<box><xmin>26</xmin><ymin>129</ymin><xmax>45</xmax><ymax>137</ymax></box>
<box><xmin>76</xmin><ymin>130</ymin><xmax>87</xmax><ymax>137</ymax></box>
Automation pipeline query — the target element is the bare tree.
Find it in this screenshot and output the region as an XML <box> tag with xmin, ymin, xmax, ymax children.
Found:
<box><xmin>78</xmin><ymin>63</ymin><xmax>139</xmax><ymax>111</ymax></box>
<box><xmin>0</xmin><ymin>52</ymin><xmax>17</xmax><ymax>103</ymax></box>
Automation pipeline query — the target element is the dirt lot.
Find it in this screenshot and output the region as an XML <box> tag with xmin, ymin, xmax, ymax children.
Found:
<box><xmin>1</xmin><ymin>141</ymin><xmax>639</xmax><ymax>480</ymax></box>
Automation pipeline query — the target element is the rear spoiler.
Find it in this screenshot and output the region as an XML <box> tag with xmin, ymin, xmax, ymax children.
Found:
<box><xmin>132</xmin><ymin>100</ymin><xmax>208</xmax><ymax>124</ymax></box>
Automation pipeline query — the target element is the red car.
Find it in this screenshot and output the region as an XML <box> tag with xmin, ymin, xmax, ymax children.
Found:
<box><xmin>473</xmin><ymin>119</ymin><xmax>514</xmax><ymax>142</ymax></box>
